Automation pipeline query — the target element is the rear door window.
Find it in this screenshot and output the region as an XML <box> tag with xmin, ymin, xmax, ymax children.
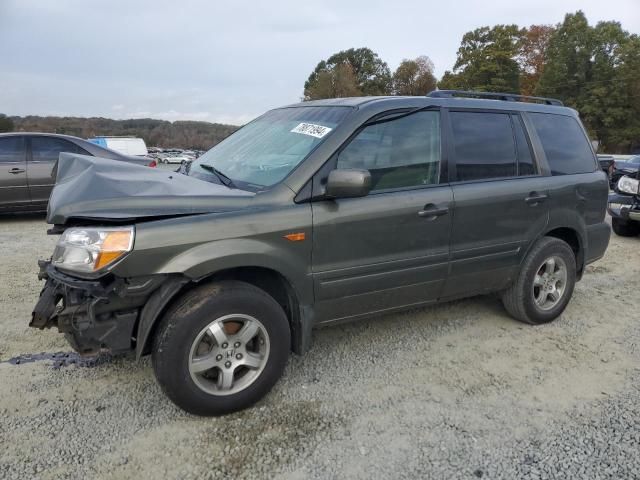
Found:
<box><xmin>31</xmin><ymin>137</ymin><xmax>89</xmax><ymax>163</ymax></box>
<box><xmin>0</xmin><ymin>136</ymin><xmax>25</xmax><ymax>164</ymax></box>
<box><xmin>529</xmin><ymin>113</ymin><xmax>596</xmax><ymax>175</ymax></box>
<box><xmin>449</xmin><ymin>111</ymin><xmax>516</xmax><ymax>181</ymax></box>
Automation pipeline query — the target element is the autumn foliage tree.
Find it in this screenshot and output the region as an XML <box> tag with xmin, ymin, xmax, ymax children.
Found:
<box><xmin>536</xmin><ymin>11</ymin><xmax>640</xmax><ymax>151</ymax></box>
<box><xmin>617</xmin><ymin>35</ymin><xmax>640</xmax><ymax>151</ymax></box>
<box><xmin>392</xmin><ymin>56</ymin><xmax>437</xmax><ymax>95</ymax></box>
<box><xmin>438</xmin><ymin>25</ymin><xmax>523</xmax><ymax>93</ymax></box>
<box><xmin>519</xmin><ymin>25</ymin><xmax>555</xmax><ymax>96</ymax></box>
<box><xmin>306</xmin><ymin>10</ymin><xmax>640</xmax><ymax>151</ymax></box>
<box><xmin>304</xmin><ymin>48</ymin><xmax>392</xmax><ymax>100</ymax></box>
<box><xmin>304</xmin><ymin>62</ymin><xmax>361</xmax><ymax>100</ymax></box>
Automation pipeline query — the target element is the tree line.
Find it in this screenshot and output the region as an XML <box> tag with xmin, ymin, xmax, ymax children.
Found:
<box><xmin>304</xmin><ymin>11</ymin><xmax>640</xmax><ymax>153</ymax></box>
<box><xmin>3</xmin><ymin>115</ymin><xmax>238</xmax><ymax>150</ymax></box>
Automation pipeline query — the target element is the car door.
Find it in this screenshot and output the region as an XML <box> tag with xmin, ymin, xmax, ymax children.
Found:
<box><xmin>0</xmin><ymin>136</ymin><xmax>30</xmax><ymax>209</ymax></box>
<box><xmin>311</xmin><ymin>109</ymin><xmax>453</xmax><ymax>323</ymax></box>
<box><xmin>442</xmin><ymin>109</ymin><xmax>550</xmax><ymax>299</ymax></box>
<box><xmin>28</xmin><ymin>136</ymin><xmax>89</xmax><ymax>205</ymax></box>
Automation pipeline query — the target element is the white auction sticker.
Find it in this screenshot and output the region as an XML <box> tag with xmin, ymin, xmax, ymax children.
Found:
<box><xmin>290</xmin><ymin>123</ymin><xmax>332</xmax><ymax>138</ymax></box>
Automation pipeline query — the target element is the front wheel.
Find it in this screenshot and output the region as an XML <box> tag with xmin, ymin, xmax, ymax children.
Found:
<box><xmin>612</xmin><ymin>217</ymin><xmax>640</xmax><ymax>237</ymax></box>
<box><xmin>152</xmin><ymin>281</ymin><xmax>290</xmax><ymax>416</ymax></box>
<box><xmin>502</xmin><ymin>237</ymin><xmax>576</xmax><ymax>325</ymax></box>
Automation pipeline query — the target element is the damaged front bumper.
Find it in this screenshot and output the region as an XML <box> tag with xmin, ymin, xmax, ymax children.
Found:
<box><xmin>608</xmin><ymin>193</ymin><xmax>640</xmax><ymax>221</ymax></box>
<box><xmin>31</xmin><ymin>261</ymin><xmax>170</xmax><ymax>355</ymax></box>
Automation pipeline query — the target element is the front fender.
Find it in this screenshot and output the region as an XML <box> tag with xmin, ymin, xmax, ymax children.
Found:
<box><xmin>158</xmin><ymin>237</ymin><xmax>313</xmax><ymax>304</ymax></box>
<box><xmin>131</xmin><ymin>237</ymin><xmax>313</xmax><ymax>359</ymax></box>
<box><xmin>112</xmin><ymin>203</ymin><xmax>313</xmax><ymax>302</ymax></box>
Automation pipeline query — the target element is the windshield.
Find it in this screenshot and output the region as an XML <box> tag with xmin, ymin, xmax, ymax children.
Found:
<box><xmin>191</xmin><ymin>106</ymin><xmax>351</xmax><ymax>189</ymax></box>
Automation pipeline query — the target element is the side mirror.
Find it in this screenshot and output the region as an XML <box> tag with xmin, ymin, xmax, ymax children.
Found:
<box><xmin>325</xmin><ymin>169</ymin><xmax>372</xmax><ymax>198</ymax></box>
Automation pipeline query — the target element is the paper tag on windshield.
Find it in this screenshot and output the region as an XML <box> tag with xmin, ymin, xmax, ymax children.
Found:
<box><xmin>291</xmin><ymin>123</ymin><xmax>332</xmax><ymax>139</ymax></box>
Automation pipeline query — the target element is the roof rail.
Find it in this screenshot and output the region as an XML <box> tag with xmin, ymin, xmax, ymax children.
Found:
<box><xmin>426</xmin><ymin>90</ymin><xmax>564</xmax><ymax>106</ymax></box>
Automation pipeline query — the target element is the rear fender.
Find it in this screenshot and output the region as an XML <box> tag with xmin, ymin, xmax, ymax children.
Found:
<box><xmin>521</xmin><ymin>210</ymin><xmax>587</xmax><ymax>276</ymax></box>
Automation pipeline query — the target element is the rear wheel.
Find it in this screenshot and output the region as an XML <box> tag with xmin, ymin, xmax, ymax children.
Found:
<box><xmin>502</xmin><ymin>237</ymin><xmax>576</xmax><ymax>325</ymax></box>
<box><xmin>612</xmin><ymin>217</ymin><xmax>640</xmax><ymax>237</ymax></box>
<box><xmin>152</xmin><ymin>281</ymin><xmax>290</xmax><ymax>416</ymax></box>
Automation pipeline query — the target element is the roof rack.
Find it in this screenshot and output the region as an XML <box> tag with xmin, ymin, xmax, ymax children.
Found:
<box><xmin>427</xmin><ymin>90</ymin><xmax>564</xmax><ymax>106</ymax></box>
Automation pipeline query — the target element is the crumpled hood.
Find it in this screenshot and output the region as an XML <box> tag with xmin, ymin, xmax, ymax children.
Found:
<box><xmin>47</xmin><ymin>153</ymin><xmax>254</xmax><ymax>225</ymax></box>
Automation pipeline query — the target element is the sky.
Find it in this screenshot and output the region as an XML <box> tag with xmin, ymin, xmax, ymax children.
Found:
<box><xmin>0</xmin><ymin>0</ymin><xmax>638</xmax><ymax>125</ymax></box>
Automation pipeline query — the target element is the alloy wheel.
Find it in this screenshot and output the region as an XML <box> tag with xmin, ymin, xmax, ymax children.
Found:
<box><xmin>188</xmin><ymin>314</ymin><xmax>270</xmax><ymax>396</ymax></box>
<box><xmin>532</xmin><ymin>255</ymin><xmax>568</xmax><ymax>311</ymax></box>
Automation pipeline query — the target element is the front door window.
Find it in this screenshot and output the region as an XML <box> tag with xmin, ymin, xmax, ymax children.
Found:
<box><xmin>337</xmin><ymin>110</ymin><xmax>441</xmax><ymax>191</ymax></box>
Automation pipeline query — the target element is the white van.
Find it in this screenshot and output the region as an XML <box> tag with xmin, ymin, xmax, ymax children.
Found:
<box><xmin>88</xmin><ymin>136</ymin><xmax>148</xmax><ymax>156</ymax></box>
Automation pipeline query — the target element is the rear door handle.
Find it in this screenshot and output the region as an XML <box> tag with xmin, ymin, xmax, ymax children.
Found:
<box><xmin>525</xmin><ymin>193</ymin><xmax>548</xmax><ymax>205</ymax></box>
<box><xmin>9</xmin><ymin>167</ymin><xmax>25</xmax><ymax>174</ymax></box>
<box><xmin>418</xmin><ymin>204</ymin><xmax>449</xmax><ymax>220</ymax></box>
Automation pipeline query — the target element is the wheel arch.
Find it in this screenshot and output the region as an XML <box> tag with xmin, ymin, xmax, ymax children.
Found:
<box><xmin>543</xmin><ymin>226</ymin><xmax>584</xmax><ymax>278</ymax></box>
<box><xmin>136</xmin><ymin>265</ymin><xmax>313</xmax><ymax>359</ymax></box>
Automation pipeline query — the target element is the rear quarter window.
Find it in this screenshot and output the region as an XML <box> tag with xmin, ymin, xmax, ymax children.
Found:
<box><xmin>529</xmin><ymin>113</ymin><xmax>596</xmax><ymax>175</ymax></box>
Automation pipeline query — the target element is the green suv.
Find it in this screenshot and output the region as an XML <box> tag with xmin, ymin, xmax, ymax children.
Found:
<box><xmin>32</xmin><ymin>91</ymin><xmax>611</xmax><ymax>415</ymax></box>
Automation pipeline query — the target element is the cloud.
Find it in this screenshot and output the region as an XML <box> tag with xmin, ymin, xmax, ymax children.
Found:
<box><xmin>1</xmin><ymin>0</ymin><xmax>638</xmax><ymax>122</ymax></box>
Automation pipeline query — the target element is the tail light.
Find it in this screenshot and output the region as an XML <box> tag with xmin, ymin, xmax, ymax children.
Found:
<box><xmin>147</xmin><ymin>160</ymin><xmax>158</xmax><ymax>168</ymax></box>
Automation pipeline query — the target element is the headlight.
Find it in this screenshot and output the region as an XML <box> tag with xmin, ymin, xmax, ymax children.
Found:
<box><xmin>51</xmin><ymin>226</ymin><xmax>134</xmax><ymax>275</ymax></box>
<box><xmin>617</xmin><ymin>176</ymin><xmax>640</xmax><ymax>195</ymax></box>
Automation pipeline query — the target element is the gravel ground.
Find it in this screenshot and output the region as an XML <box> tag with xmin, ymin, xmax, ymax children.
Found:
<box><xmin>1</xmin><ymin>214</ymin><xmax>639</xmax><ymax>480</ymax></box>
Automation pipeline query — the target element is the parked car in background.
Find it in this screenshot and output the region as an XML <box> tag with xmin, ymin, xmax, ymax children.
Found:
<box><xmin>610</xmin><ymin>156</ymin><xmax>640</xmax><ymax>187</ymax></box>
<box><xmin>597</xmin><ymin>154</ymin><xmax>615</xmax><ymax>184</ymax></box>
<box><xmin>608</xmin><ymin>168</ymin><xmax>640</xmax><ymax>237</ymax></box>
<box><xmin>88</xmin><ymin>136</ymin><xmax>148</xmax><ymax>156</ymax></box>
<box><xmin>0</xmin><ymin>133</ymin><xmax>154</xmax><ymax>213</ymax></box>
<box><xmin>162</xmin><ymin>155</ymin><xmax>193</xmax><ymax>164</ymax></box>
<box><xmin>32</xmin><ymin>91</ymin><xmax>610</xmax><ymax>416</ymax></box>
<box><xmin>147</xmin><ymin>148</ymin><xmax>204</xmax><ymax>164</ymax></box>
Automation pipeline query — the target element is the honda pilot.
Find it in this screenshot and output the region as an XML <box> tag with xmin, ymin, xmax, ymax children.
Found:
<box><xmin>31</xmin><ymin>91</ymin><xmax>611</xmax><ymax>416</ymax></box>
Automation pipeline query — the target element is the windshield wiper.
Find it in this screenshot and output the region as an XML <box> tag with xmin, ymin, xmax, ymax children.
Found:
<box><xmin>199</xmin><ymin>164</ymin><xmax>236</xmax><ymax>189</ymax></box>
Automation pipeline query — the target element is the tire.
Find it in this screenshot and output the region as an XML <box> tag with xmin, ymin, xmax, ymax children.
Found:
<box><xmin>152</xmin><ymin>280</ymin><xmax>290</xmax><ymax>416</ymax></box>
<box><xmin>612</xmin><ymin>217</ymin><xmax>640</xmax><ymax>237</ymax></box>
<box><xmin>501</xmin><ymin>237</ymin><xmax>576</xmax><ymax>325</ymax></box>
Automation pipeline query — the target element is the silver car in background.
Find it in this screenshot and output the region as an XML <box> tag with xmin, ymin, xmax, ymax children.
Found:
<box><xmin>0</xmin><ymin>132</ymin><xmax>153</xmax><ymax>213</ymax></box>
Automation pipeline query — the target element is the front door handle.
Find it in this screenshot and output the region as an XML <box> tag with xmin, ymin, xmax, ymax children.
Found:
<box><xmin>525</xmin><ymin>192</ymin><xmax>548</xmax><ymax>205</ymax></box>
<box><xmin>418</xmin><ymin>204</ymin><xmax>449</xmax><ymax>220</ymax></box>
<box><xmin>9</xmin><ymin>167</ymin><xmax>25</xmax><ymax>174</ymax></box>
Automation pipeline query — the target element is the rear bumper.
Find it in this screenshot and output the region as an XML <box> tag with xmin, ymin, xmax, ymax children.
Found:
<box><xmin>31</xmin><ymin>261</ymin><xmax>167</xmax><ymax>355</ymax></box>
<box><xmin>584</xmin><ymin>222</ymin><xmax>611</xmax><ymax>265</ymax></box>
